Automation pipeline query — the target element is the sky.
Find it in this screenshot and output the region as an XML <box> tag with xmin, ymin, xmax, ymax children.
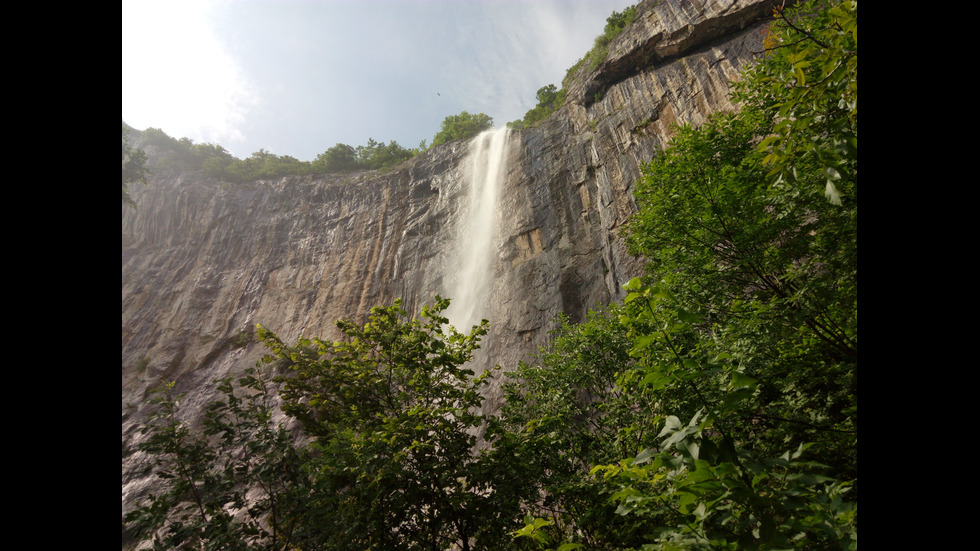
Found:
<box><xmin>122</xmin><ymin>0</ymin><xmax>635</xmax><ymax>162</ymax></box>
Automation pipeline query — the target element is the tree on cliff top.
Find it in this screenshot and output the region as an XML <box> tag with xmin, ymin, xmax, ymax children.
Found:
<box><xmin>312</xmin><ymin>142</ymin><xmax>359</xmax><ymax>173</ymax></box>
<box><xmin>431</xmin><ymin>111</ymin><xmax>493</xmax><ymax>146</ymax></box>
<box><xmin>507</xmin><ymin>84</ymin><xmax>566</xmax><ymax>130</ymax></box>
<box><xmin>122</xmin><ymin>121</ymin><xmax>148</xmax><ymax>208</ymax></box>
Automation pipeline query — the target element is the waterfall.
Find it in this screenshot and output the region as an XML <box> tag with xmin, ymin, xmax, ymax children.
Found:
<box><xmin>445</xmin><ymin>127</ymin><xmax>511</xmax><ymax>332</ymax></box>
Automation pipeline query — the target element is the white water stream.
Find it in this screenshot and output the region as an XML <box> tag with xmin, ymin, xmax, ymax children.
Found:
<box><xmin>445</xmin><ymin>127</ymin><xmax>511</xmax><ymax>332</ymax></box>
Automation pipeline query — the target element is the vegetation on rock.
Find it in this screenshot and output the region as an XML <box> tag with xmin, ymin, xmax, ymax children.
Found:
<box><xmin>131</xmin><ymin>127</ymin><xmax>425</xmax><ymax>182</ymax></box>
<box><xmin>509</xmin><ymin>3</ymin><xmax>639</xmax><ymax>130</ymax></box>
<box><xmin>430</xmin><ymin>111</ymin><xmax>494</xmax><ymax>146</ymax></box>
<box><xmin>122</xmin><ymin>121</ymin><xmax>149</xmax><ymax>208</ymax></box>
<box><xmin>507</xmin><ymin>84</ymin><xmax>566</xmax><ymax>130</ymax></box>
<box><xmin>562</xmin><ymin>5</ymin><xmax>639</xmax><ymax>89</ymax></box>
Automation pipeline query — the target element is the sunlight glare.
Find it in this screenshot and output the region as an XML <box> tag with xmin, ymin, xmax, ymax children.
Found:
<box><xmin>122</xmin><ymin>0</ymin><xmax>257</xmax><ymax>148</ymax></box>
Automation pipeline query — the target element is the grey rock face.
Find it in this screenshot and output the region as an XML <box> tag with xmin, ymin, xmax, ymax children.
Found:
<box><xmin>122</xmin><ymin>0</ymin><xmax>773</xmax><ymax>521</ymax></box>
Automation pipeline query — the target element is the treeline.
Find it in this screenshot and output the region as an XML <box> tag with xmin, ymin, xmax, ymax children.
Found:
<box><xmin>124</xmin><ymin>1</ymin><xmax>857</xmax><ymax>549</ymax></box>
<box><xmin>508</xmin><ymin>4</ymin><xmax>638</xmax><ymax>130</ymax></box>
<box><xmin>132</xmin><ymin>126</ymin><xmax>424</xmax><ymax>182</ymax></box>
<box><xmin>127</xmin><ymin>111</ymin><xmax>495</xmax><ymax>185</ymax></box>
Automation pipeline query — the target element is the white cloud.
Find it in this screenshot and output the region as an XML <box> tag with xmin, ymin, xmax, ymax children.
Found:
<box><xmin>122</xmin><ymin>0</ymin><xmax>259</xmax><ymax>148</ymax></box>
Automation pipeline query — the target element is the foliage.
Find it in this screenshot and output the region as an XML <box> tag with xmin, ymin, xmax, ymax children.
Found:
<box><xmin>585</xmin><ymin>1</ymin><xmax>857</xmax><ymax>547</ymax></box>
<box><xmin>496</xmin><ymin>305</ymin><xmax>668</xmax><ymax>549</ymax></box>
<box><xmin>126</xmin><ymin>299</ymin><xmax>513</xmax><ymax>550</ymax></box>
<box><xmin>311</xmin><ymin>138</ymin><xmax>422</xmax><ymax>173</ymax></box>
<box><xmin>626</xmin><ymin>108</ymin><xmax>857</xmax><ymax>481</ymax></box>
<box><xmin>125</xmin><ymin>126</ymin><xmax>424</xmax><ymax>184</ymax></box>
<box><xmin>562</xmin><ymin>4</ymin><xmax>639</xmax><ymax>89</ymax></box>
<box><xmin>354</xmin><ymin>138</ymin><xmax>416</xmax><ymax>170</ymax></box>
<box><xmin>431</xmin><ymin>111</ymin><xmax>494</xmax><ymax>146</ymax></box>
<box><xmin>122</xmin><ymin>121</ymin><xmax>149</xmax><ymax>207</ymax></box>
<box><xmin>585</xmin><ymin>279</ymin><xmax>857</xmax><ymax>550</ymax></box>
<box><xmin>262</xmin><ymin>297</ymin><xmax>512</xmax><ymax>550</ymax></box>
<box><xmin>625</xmin><ymin>0</ymin><xmax>857</xmax><ymax>481</ymax></box>
<box><xmin>734</xmin><ymin>0</ymin><xmax>857</xmax><ymax>206</ymax></box>
<box><xmin>510</xmin><ymin>3</ymin><xmax>638</xmax><ymax>131</ymax></box>
<box><xmin>123</xmin><ymin>374</ymin><xmax>308</xmax><ymax>550</ymax></box>
<box><xmin>131</xmin><ymin>126</ymin><xmax>251</xmax><ymax>180</ymax></box>
<box><xmin>140</xmin><ymin>126</ymin><xmax>180</xmax><ymax>149</ymax></box>
<box><xmin>221</xmin><ymin>149</ymin><xmax>312</xmax><ymax>182</ymax></box>
<box><xmin>311</xmin><ymin>142</ymin><xmax>359</xmax><ymax>173</ymax></box>
<box><xmin>508</xmin><ymin>84</ymin><xmax>567</xmax><ymax>130</ymax></box>
<box><xmin>505</xmin><ymin>1</ymin><xmax>857</xmax><ymax>548</ymax></box>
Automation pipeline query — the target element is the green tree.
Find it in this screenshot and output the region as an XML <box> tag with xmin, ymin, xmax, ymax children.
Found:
<box><xmin>589</xmin><ymin>278</ymin><xmax>856</xmax><ymax>550</ymax></box>
<box><xmin>355</xmin><ymin>138</ymin><xmax>414</xmax><ymax>170</ymax></box>
<box><xmin>431</xmin><ymin>111</ymin><xmax>493</xmax><ymax>146</ymax></box>
<box><xmin>312</xmin><ymin>142</ymin><xmax>359</xmax><ymax>173</ymax></box>
<box><xmin>628</xmin><ymin>109</ymin><xmax>857</xmax><ymax>475</ymax></box>
<box><xmin>223</xmin><ymin>149</ymin><xmax>312</xmax><ymax>182</ymax></box>
<box><xmin>122</xmin><ymin>122</ymin><xmax>149</xmax><ymax>207</ymax></box>
<box><xmin>496</xmin><ymin>305</ymin><xmax>670</xmax><ymax>549</ymax></box>
<box><xmin>125</xmin><ymin>125</ymin><xmax>246</xmax><ymax>178</ymax></box>
<box><xmin>507</xmin><ymin>2</ymin><xmax>857</xmax><ymax>548</ymax></box>
<box><xmin>736</xmin><ymin>0</ymin><xmax>857</xmax><ymax>206</ymax></box>
<box><xmin>581</xmin><ymin>1</ymin><xmax>858</xmax><ymax>548</ymax></box>
<box><xmin>124</xmin><ymin>299</ymin><xmax>518</xmax><ymax>551</ymax></box>
<box><xmin>200</xmin><ymin>144</ymin><xmax>238</xmax><ymax>179</ymax></box>
<box><xmin>263</xmin><ymin>297</ymin><xmax>510</xmax><ymax>550</ymax></box>
<box><xmin>124</xmin><ymin>373</ymin><xmax>308</xmax><ymax>550</ymax></box>
<box><xmin>604</xmin><ymin>5</ymin><xmax>638</xmax><ymax>32</ymax></box>
<box><xmin>625</xmin><ymin>0</ymin><xmax>857</xmax><ymax>479</ymax></box>
<box><xmin>561</xmin><ymin>4</ymin><xmax>639</xmax><ymax>89</ymax></box>
<box><xmin>508</xmin><ymin>84</ymin><xmax>567</xmax><ymax>130</ymax></box>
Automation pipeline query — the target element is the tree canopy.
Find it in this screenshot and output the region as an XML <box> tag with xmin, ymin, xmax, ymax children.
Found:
<box><xmin>123</xmin><ymin>125</ymin><xmax>426</xmax><ymax>183</ymax></box>
<box><xmin>311</xmin><ymin>143</ymin><xmax>359</xmax><ymax>173</ymax></box>
<box><xmin>507</xmin><ymin>84</ymin><xmax>566</xmax><ymax>130</ymax></box>
<box><xmin>430</xmin><ymin>111</ymin><xmax>494</xmax><ymax>146</ymax></box>
<box><xmin>126</xmin><ymin>299</ymin><xmax>523</xmax><ymax>550</ymax></box>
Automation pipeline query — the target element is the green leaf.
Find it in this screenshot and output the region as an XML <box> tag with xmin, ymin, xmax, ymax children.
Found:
<box><xmin>729</xmin><ymin>372</ymin><xmax>758</xmax><ymax>391</ymax></box>
<box><xmin>720</xmin><ymin>387</ymin><xmax>755</xmax><ymax>413</ymax></box>
<box><xmin>825</xmin><ymin>180</ymin><xmax>842</xmax><ymax>205</ymax></box>
<box><xmin>676</xmin><ymin>308</ymin><xmax>701</xmax><ymax>323</ymax></box>
<box><xmin>640</xmin><ymin>370</ymin><xmax>670</xmax><ymax>390</ymax></box>
<box><xmin>633</xmin><ymin>447</ymin><xmax>656</xmax><ymax>465</ymax></box>
<box><xmin>633</xmin><ymin>333</ymin><xmax>658</xmax><ymax>351</ymax></box>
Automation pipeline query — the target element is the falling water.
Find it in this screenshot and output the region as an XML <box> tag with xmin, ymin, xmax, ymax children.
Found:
<box><xmin>445</xmin><ymin>127</ymin><xmax>511</xmax><ymax>332</ymax></box>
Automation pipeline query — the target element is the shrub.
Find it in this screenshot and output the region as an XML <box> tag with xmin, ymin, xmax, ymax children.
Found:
<box><xmin>431</xmin><ymin>111</ymin><xmax>494</xmax><ymax>145</ymax></box>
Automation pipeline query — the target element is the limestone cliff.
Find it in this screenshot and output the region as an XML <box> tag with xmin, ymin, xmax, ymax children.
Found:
<box><xmin>122</xmin><ymin>0</ymin><xmax>775</xmax><ymax>521</ymax></box>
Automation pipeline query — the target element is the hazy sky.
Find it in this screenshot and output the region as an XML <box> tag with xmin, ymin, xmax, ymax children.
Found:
<box><xmin>122</xmin><ymin>0</ymin><xmax>635</xmax><ymax>162</ymax></box>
